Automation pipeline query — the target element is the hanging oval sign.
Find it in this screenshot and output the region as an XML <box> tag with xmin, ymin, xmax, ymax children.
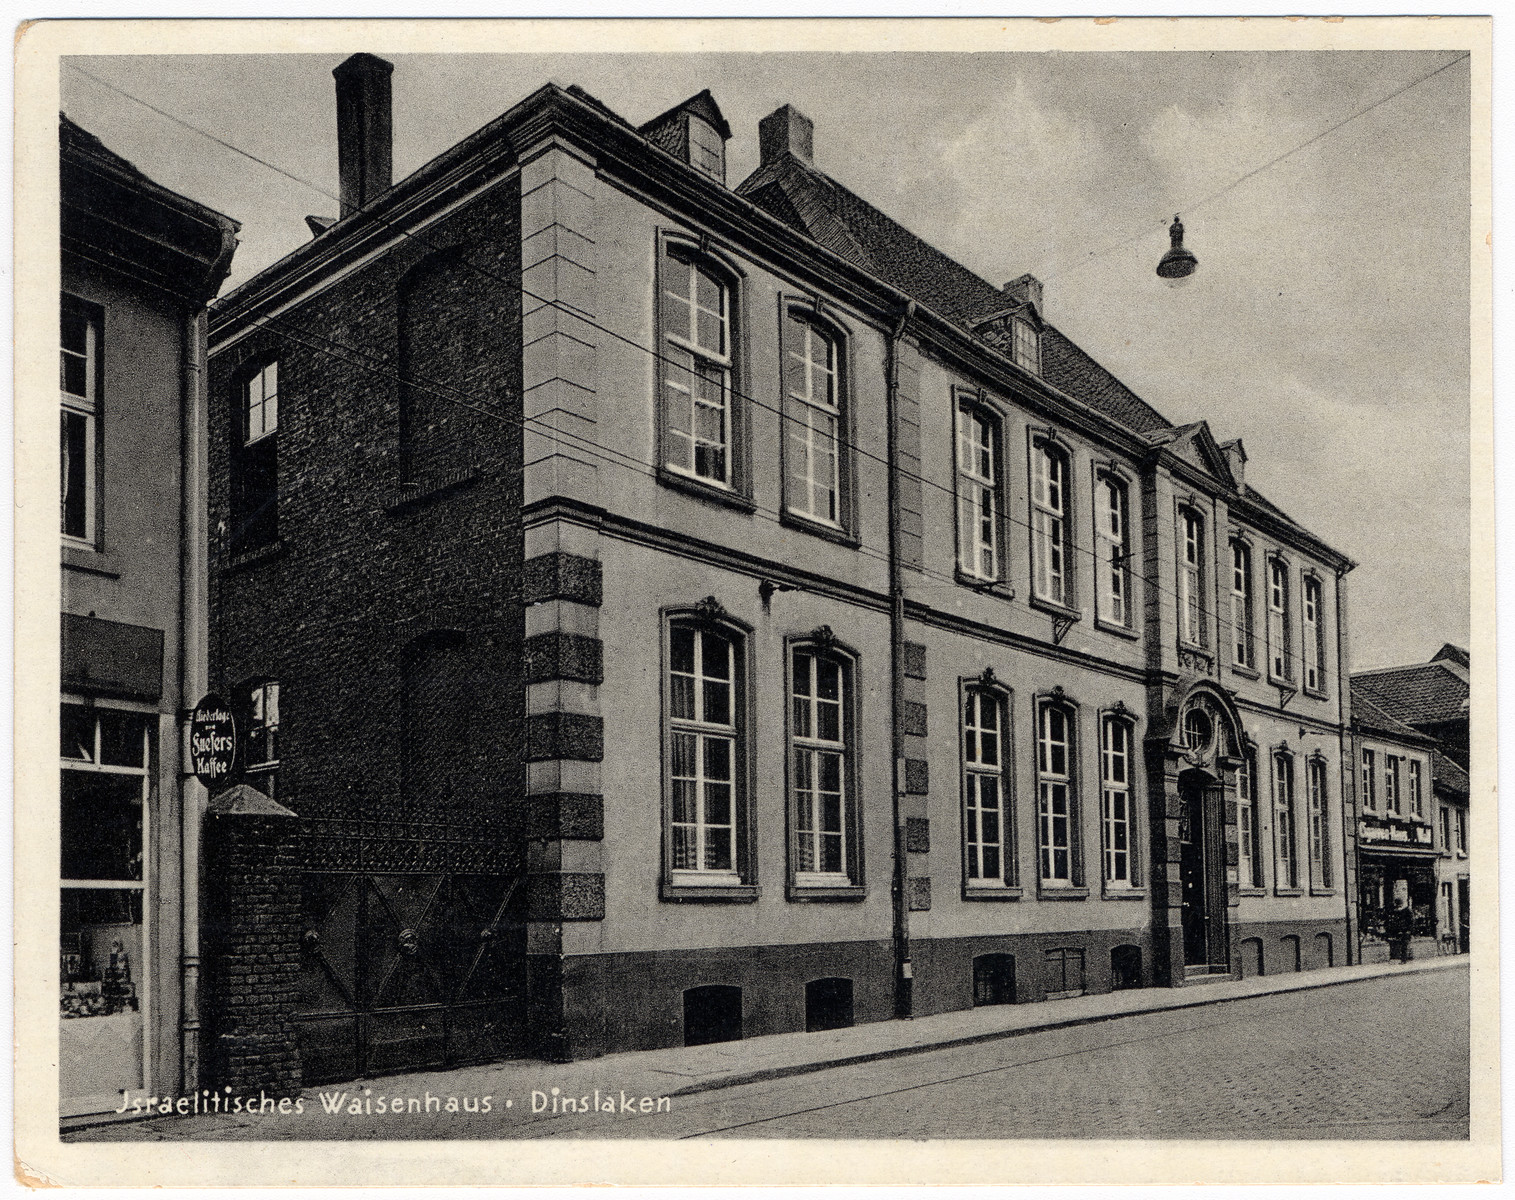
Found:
<box><xmin>189</xmin><ymin>694</ymin><xmax>238</xmax><ymax>788</ymax></box>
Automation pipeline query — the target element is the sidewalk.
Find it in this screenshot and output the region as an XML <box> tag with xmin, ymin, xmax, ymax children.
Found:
<box><xmin>63</xmin><ymin>955</ymin><xmax>1466</xmax><ymax>1141</ymax></box>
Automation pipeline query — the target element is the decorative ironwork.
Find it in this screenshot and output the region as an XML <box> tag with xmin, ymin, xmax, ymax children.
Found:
<box><xmin>694</xmin><ymin>595</ymin><xmax>728</xmax><ymax>624</ymax></box>
<box><xmin>978</xmin><ymin>665</ymin><xmax>999</xmax><ymax>689</ymax></box>
<box><xmin>811</xmin><ymin>624</ymin><xmax>838</xmax><ymax>650</ymax></box>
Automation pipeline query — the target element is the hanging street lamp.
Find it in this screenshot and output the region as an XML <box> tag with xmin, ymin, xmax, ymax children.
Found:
<box><xmin>1156</xmin><ymin>214</ymin><xmax>1199</xmax><ymax>286</ymax></box>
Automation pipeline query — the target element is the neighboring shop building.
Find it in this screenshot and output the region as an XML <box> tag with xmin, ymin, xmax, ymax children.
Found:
<box><xmin>59</xmin><ymin>117</ymin><xmax>238</xmax><ymax>1114</ymax></box>
<box><xmin>1352</xmin><ymin>650</ymin><xmax>1472</xmax><ymax>961</ymax></box>
<box><xmin>205</xmin><ymin>59</ymin><xmax>1357</xmax><ymax>1086</ymax></box>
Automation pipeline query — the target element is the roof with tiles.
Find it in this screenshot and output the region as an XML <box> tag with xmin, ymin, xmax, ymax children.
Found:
<box><xmin>1351</xmin><ymin>686</ymin><xmax>1435</xmax><ymax>745</ymax></box>
<box><xmin>1432</xmin><ymin>748</ymin><xmax>1470</xmax><ymax>799</ymax></box>
<box><xmin>735</xmin><ymin>151</ymin><xmax>1174</xmax><ymax>437</ymax></box>
<box><xmin>1353</xmin><ymin>661</ymin><xmax>1469</xmax><ymax>727</ymax></box>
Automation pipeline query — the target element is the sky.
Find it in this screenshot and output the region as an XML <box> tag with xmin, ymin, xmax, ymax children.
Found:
<box><xmin>60</xmin><ymin>47</ymin><xmax>1472</xmax><ymax>671</ymax></box>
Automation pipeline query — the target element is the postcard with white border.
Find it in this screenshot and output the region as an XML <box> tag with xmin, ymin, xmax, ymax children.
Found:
<box><xmin>14</xmin><ymin>14</ymin><xmax>1497</xmax><ymax>1187</ymax></box>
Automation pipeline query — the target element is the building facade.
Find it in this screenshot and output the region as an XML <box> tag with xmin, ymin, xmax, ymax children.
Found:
<box><xmin>206</xmin><ymin>59</ymin><xmax>1357</xmax><ymax>1084</ymax></box>
<box><xmin>60</xmin><ymin>116</ymin><xmax>238</xmax><ymax>1115</ymax></box>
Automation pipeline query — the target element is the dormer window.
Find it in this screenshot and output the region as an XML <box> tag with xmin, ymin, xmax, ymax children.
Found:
<box><xmin>1012</xmin><ymin>317</ymin><xmax>1040</xmax><ymax>374</ymax></box>
<box><xmin>688</xmin><ymin>115</ymin><xmax>725</xmax><ymax>182</ymax></box>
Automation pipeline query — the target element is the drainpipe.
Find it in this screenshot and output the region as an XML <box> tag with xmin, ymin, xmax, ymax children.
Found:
<box><xmin>180</xmin><ymin>307</ymin><xmax>209</xmax><ymax>1090</ymax></box>
<box><xmin>1333</xmin><ymin>564</ymin><xmax>1356</xmax><ymax>965</ymax></box>
<box><xmin>885</xmin><ymin>299</ymin><xmax>916</xmax><ymax>1021</ymax></box>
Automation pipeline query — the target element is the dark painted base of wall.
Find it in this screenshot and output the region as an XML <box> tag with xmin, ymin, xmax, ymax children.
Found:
<box><xmin>912</xmin><ymin>929</ymin><xmax>1157</xmax><ymax>1015</ymax></box>
<box><xmin>1232</xmin><ymin>918</ymin><xmax>1349</xmax><ymax>978</ymax></box>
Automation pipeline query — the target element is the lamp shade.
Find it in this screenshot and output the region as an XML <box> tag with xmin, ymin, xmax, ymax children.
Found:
<box><xmin>1156</xmin><ymin>214</ymin><xmax>1199</xmax><ymax>282</ymax></box>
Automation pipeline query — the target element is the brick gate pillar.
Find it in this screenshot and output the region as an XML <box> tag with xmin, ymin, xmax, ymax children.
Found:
<box><xmin>200</xmin><ymin>783</ymin><xmax>302</xmax><ymax>1096</ymax></box>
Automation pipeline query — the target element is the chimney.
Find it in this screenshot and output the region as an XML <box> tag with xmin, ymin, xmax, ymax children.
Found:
<box><xmin>333</xmin><ymin>53</ymin><xmax>393</xmax><ymax>218</ymax></box>
<box><xmin>1220</xmin><ymin>438</ymin><xmax>1247</xmax><ymax>490</ymax></box>
<box><xmin>759</xmin><ymin>105</ymin><xmax>814</xmax><ymax>167</ymax></box>
<box><xmin>1003</xmin><ymin>273</ymin><xmax>1043</xmax><ymax>316</ymax></box>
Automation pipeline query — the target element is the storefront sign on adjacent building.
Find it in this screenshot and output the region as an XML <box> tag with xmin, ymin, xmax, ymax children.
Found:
<box><xmin>188</xmin><ymin>695</ymin><xmax>237</xmax><ymax>787</ymax></box>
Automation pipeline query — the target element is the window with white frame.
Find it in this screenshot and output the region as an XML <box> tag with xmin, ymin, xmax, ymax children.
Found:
<box><xmin>660</xmin><ymin>245</ymin><xmax>734</xmax><ymax>487</ymax></box>
<box><xmin>1308</xmin><ymin>757</ymin><xmax>1332</xmax><ymax>889</ymax></box>
<box><xmin>1031</xmin><ymin>442</ymin><xmax>1071</xmax><ymax>607</ymax></box>
<box><xmin>61</xmin><ymin>296</ymin><xmax>101</xmax><ymax>545</ymax></box>
<box><xmin>1384</xmin><ymin>754</ymin><xmax>1402</xmax><ymax>815</ymax></box>
<box><xmin>783</xmin><ymin>312</ymin><xmax>843</xmax><ymax>527</ymax></box>
<box><xmin>1231</xmin><ymin>540</ymin><xmax>1255</xmax><ymax>669</ymax></box>
<box><xmin>1095</xmin><ymin>475</ymin><xmax>1131</xmax><ymax>626</ymax></box>
<box><xmin>1408</xmin><ymin>759</ymin><xmax>1424</xmax><ymax>818</ymax></box>
<box><xmin>1302</xmin><ymin>576</ymin><xmax>1325</xmax><ymax>692</ymax></box>
<box><xmin>1267</xmin><ymin>558</ymin><xmax>1291</xmax><ymax>680</ymax></box>
<box><xmin>1011</xmin><ymin>317</ymin><xmax>1040</xmax><ymax>374</ymax></box>
<box><xmin>1100</xmin><ymin>715</ymin><xmax>1136</xmax><ymax>887</ymax></box>
<box><xmin>1036</xmin><ymin>701</ymin><xmax>1078</xmax><ymax>886</ymax></box>
<box><xmin>1440</xmin><ymin>804</ymin><xmax>1452</xmax><ymax>851</ymax></box>
<box><xmin>668</xmin><ymin>624</ymin><xmax>743</xmax><ymax>881</ymax></box>
<box><xmin>791</xmin><ymin>645</ymin><xmax>854</xmax><ymax>886</ymax></box>
<box><xmin>1237</xmin><ymin>750</ymin><xmax>1262</xmax><ymax>888</ymax></box>
<box><xmin>962</xmin><ymin>688</ymin><xmax>1012</xmax><ymax>887</ymax></box>
<box><xmin>1178</xmin><ymin>509</ymin><xmax>1207</xmax><ymax>646</ymax></box>
<box><xmin>245</xmin><ymin>680</ymin><xmax>281</xmax><ymax>799</ymax></box>
<box><xmin>1274</xmin><ymin>751</ymin><xmax>1297</xmax><ymax>889</ymax></box>
<box><xmin>1361</xmin><ymin>748</ymin><xmax>1377</xmax><ymax>811</ymax></box>
<box><xmin>955</xmin><ymin>403</ymin><xmax>1000</xmax><ymax>582</ymax></box>
<box><xmin>1455</xmin><ymin>808</ymin><xmax>1467</xmax><ymax>855</ymax></box>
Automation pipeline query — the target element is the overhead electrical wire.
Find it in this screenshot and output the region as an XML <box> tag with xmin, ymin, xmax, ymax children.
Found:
<box><xmin>64</xmin><ymin>60</ymin><xmax>1360</xmax><ymax>679</ymax></box>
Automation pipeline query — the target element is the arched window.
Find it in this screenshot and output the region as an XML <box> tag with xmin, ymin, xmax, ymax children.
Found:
<box><xmin>955</xmin><ymin>401</ymin><xmax>1001</xmax><ymax>582</ymax></box>
<box><xmin>1230</xmin><ymin>539</ymin><xmax>1256</xmax><ymax>669</ymax></box>
<box><xmin>666</xmin><ymin>617</ymin><xmax>748</xmax><ymax>887</ymax></box>
<box><xmin>1178</xmin><ymin>507</ymin><xmax>1207</xmax><ymax>646</ymax></box>
<box><xmin>782</xmin><ymin>311</ymin><xmax>845</xmax><ymax>528</ymax></box>
<box><xmin>659</xmin><ymin>242</ymin><xmax>737</xmax><ymax>488</ymax></box>
<box><xmin>1273</xmin><ymin>750</ymin><xmax>1298</xmax><ymax>890</ymax></box>
<box><xmin>1267</xmin><ymin>557</ymin><xmax>1292</xmax><ymax>681</ymax></box>
<box><xmin>1302</xmin><ymin>575</ymin><xmax>1325</xmax><ymax>693</ymax></box>
<box><xmin>1099</xmin><ymin>714</ymin><xmax>1138</xmax><ymax>888</ymax></box>
<box><xmin>962</xmin><ymin>685</ymin><xmax>1014</xmax><ymax>888</ymax></box>
<box><xmin>1095</xmin><ymin>474</ymin><xmax>1131</xmax><ymax>627</ymax></box>
<box><xmin>789</xmin><ymin>639</ymin><xmax>859</xmax><ymax>891</ymax></box>
<box><xmin>1036</xmin><ymin>699</ymin><xmax>1080</xmax><ymax>887</ymax></box>
<box><xmin>1031</xmin><ymin>441</ymin><xmax>1072</xmax><ymax>607</ymax></box>
<box><xmin>1237</xmin><ymin>749</ymin><xmax>1263</xmax><ymax>888</ymax></box>
<box><xmin>1307</xmin><ymin>756</ymin><xmax>1332</xmax><ymax>889</ymax></box>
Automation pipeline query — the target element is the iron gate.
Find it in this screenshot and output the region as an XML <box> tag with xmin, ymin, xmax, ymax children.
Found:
<box><xmin>296</xmin><ymin>818</ymin><xmax>527</xmax><ymax>1084</ymax></box>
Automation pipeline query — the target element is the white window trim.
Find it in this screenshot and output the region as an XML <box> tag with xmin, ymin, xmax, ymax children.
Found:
<box><xmin>1308</xmin><ymin>757</ymin><xmax>1332</xmax><ymax>889</ymax></box>
<box><xmin>962</xmin><ymin>687</ymin><xmax>1013</xmax><ymax>888</ymax></box>
<box><xmin>1178</xmin><ymin>508</ymin><xmax>1207</xmax><ymax>647</ymax></box>
<box><xmin>243</xmin><ymin>360</ymin><xmax>279</xmax><ymax>447</ymax></box>
<box><xmin>782</xmin><ymin>312</ymin><xmax>843</xmax><ymax>528</ymax></box>
<box><xmin>1099</xmin><ymin>715</ymin><xmax>1137</xmax><ymax>888</ymax></box>
<box><xmin>668</xmin><ymin>626</ymin><xmax>741</xmax><ymax>884</ymax></box>
<box><xmin>1031</xmin><ymin>442</ymin><xmax>1071</xmax><ymax>607</ymax></box>
<box><xmin>1094</xmin><ymin>475</ymin><xmax>1131</xmax><ymax>628</ymax></box>
<box><xmin>660</xmin><ymin>245</ymin><xmax>736</xmax><ymax>489</ymax></box>
<box><xmin>1267</xmin><ymin>557</ymin><xmax>1292</xmax><ymax>682</ymax></box>
<box><xmin>790</xmin><ymin>646</ymin><xmax>853</xmax><ymax>888</ymax></box>
<box><xmin>1273</xmin><ymin>751</ymin><xmax>1298</xmax><ymax>890</ymax></box>
<box><xmin>1230</xmin><ymin>540</ymin><xmax>1256</xmax><ymax>669</ymax></box>
<box><xmin>1036</xmin><ymin>701</ymin><xmax>1078</xmax><ymax>887</ymax></box>
<box><xmin>1302</xmin><ymin>575</ymin><xmax>1324</xmax><ymax>693</ymax></box>
<box><xmin>955</xmin><ymin>401</ymin><xmax>1001</xmax><ymax>582</ymax></box>
<box><xmin>61</xmin><ymin>301</ymin><xmax>100</xmax><ymax>548</ymax></box>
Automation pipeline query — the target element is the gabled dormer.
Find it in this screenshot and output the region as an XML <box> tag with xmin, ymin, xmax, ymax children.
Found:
<box><xmin>1143</xmin><ymin>420</ymin><xmax>1240</xmax><ymax>491</ymax></box>
<box><xmin>639</xmin><ymin>89</ymin><xmax>732</xmax><ymax>185</ymax></box>
<box><xmin>969</xmin><ymin>274</ymin><xmax>1045</xmax><ymax>375</ymax></box>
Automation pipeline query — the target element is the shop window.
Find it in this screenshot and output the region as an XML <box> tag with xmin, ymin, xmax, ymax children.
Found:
<box><xmin>683</xmin><ymin>985</ymin><xmax>742</xmax><ymax>1046</ymax></box>
<box><xmin>1045</xmin><ymin>947</ymin><xmax>1086</xmax><ymax>998</ymax></box>
<box><xmin>972</xmin><ymin>954</ymin><xmax>1016</xmax><ymax>1006</ymax></box>
<box><xmin>231</xmin><ymin>359</ymin><xmax>279</xmax><ymax>554</ymax></box>
<box><xmin>61</xmin><ymin>295</ymin><xmax>102</xmax><ymax>546</ymax></box>
<box><xmin>60</xmin><ymin>704</ymin><xmax>150</xmax><ymax>1111</ymax></box>
<box><xmin>962</xmin><ymin>686</ymin><xmax>1014</xmax><ymax>888</ymax></box>
<box><xmin>805</xmin><ymin>977</ymin><xmax>853</xmax><ymax>1032</ymax></box>
<box><xmin>789</xmin><ymin>641</ymin><xmax>859</xmax><ymax>890</ymax></box>
<box><xmin>667</xmin><ymin>620</ymin><xmax>749</xmax><ymax>887</ymax></box>
<box><xmin>955</xmin><ymin>401</ymin><xmax>1002</xmax><ymax>583</ymax></box>
<box><xmin>1030</xmin><ymin>440</ymin><xmax>1073</xmax><ymax>608</ymax></box>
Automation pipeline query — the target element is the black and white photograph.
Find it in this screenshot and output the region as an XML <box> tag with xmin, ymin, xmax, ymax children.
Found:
<box><xmin>16</xmin><ymin>14</ymin><xmax>1495</xmax><ymax>1187</ymax></box>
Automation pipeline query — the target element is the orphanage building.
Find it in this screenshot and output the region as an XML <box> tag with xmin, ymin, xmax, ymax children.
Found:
<box><xmin>205</xmin><ymin>56</ymin><xmax>1359</xmax><ymax>1085</ymax></box>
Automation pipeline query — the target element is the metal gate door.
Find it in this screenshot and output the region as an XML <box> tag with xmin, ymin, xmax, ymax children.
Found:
<box><xmin>296</xmin><ymin>820</ymin><xmax>527</xmax><ymax>1084</ymax></box>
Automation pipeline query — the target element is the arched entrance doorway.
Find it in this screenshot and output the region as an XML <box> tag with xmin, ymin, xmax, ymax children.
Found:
<box><xmin>1151</xmin><ymin>683</ymin><xmax>1246</xmax><ymax>985</ymax></box>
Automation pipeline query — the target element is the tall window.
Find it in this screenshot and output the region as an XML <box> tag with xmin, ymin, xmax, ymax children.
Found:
<box><xmin>1031</xmin><ymin>443</ymin><xmax>1071</xmax><ymax>606</ymax></box>
<box><xmin>791</xmin><ymin>645</ymin><xmax>854</xmax><ymax>886</ymax></box>
<box><xmin>1440</xmin><ymin>805</ymin><xmax>1452</xmax><ymax>851</ymax></box>
<box><xmin>669</xmin><ymin>624</ymin><xmax>743</xmax><ymax>880</ymax></box>
<box><xmin>1308</xmin><ymin>758</ymin><xmax>1332</xmax><ymax>889</ymax></box>
<box><xmin>1095</xmin><ymin>476</ymin><xmax>1130</xmax><ymax>626</ymax></box>
<box><xmin>1273</xmin><ymin>752</ymin><xmax>1297</xmax><ymax>889</ymax></box>
<box><xmin>1455</xmin><ymin>809</ymin><xmax>1467</xmax><ymax>854</ymax></box>
<box><xmin>1178</xmin><ymin>509</ymin><xmax>1207</xmax><ymax>646</ymax></box>
<box><xmin>1230</xmin><ymin>541</ymin><xmax>1255</xmax><ymax>668</ymax></box>
<box><xmin>783</xmin><ymin>313</ymin><xmax>842</xmax><ymax>526</ymax></box>
<box><xmin>1237</xmin><ymin>751</ymin><xmax>1262</xmax><ymax>887</ymax></box>
<box><xmin>1303</xmin><ymin>577</ymin><xmax>1325</xmax><ymax>692</ymax></box>
<box><xmin>1408</xmin><ymin>759</ymin><xmax>1424</xmax><ymax>818</ymax></box>
<box><xmin>1267</xmin><ymin>559</ymin><xmax>1291</xmax><ymax>680</ymax></box>
<box><xmin>1361</xmin><ymin>748</ymin><xmax>1377</xmax><ymax>811</ymax></box>
<box><xmin>688</xmin><ymin>115</ymin><xmax>725</xmax><ymax>181</ymax></box>
<box><xmin>660</xmin><ymin>245</ymin><xmax>733</xmax><ymax>487</ymax></box>
<box><xmin>962</xmin><ymin>689</ymin><xmax>1012</xmax><ymax>887</ymax></box>
<box><xmin>1100</xmin><ymin>716</ymin><xmax>1136</xmax><ymax>887</ymax></box>
<box><xmin>245</xmin><ymin>681</ymin><xmax>281</xmax><ymax>799</ymax></box>
<box><xmin>1384</xmin><ymin>755</ymin><xmax>1402</xmax><ymax>815</ymax></box>
<box><xmin>61</xmin><ymin>296</ymin><xmax>101</xmax><ymax>545</ymax></box>
<box><xmin>231</xmin><ymin>360</ymin><xmax>280</xmax><ymax>553</ymax></box>
<box><xmin>1012</xmin><ymin>317</ymin><xmax>1040</xmax><ymax>373</ymax></box>
<box><xmin>955</xmin><ymin>404</ymin><xmax>1000</xmax><ymax>581</ymax></box>
<box><xmin>1036</xmin><ymin>702</ymin><xmax>1078</xmax><ymax>887</ymax></box>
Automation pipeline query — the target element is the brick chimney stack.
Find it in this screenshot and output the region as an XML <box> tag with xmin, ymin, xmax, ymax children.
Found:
<box><xmin>759</xmin><ymin>105</ymin><xmax>814</xmax><ymax>167</ymax></box>
<box><xmin>333</xmin><ymin>53</ymin><xmax>393</xmax><ymax>218</ymax></box>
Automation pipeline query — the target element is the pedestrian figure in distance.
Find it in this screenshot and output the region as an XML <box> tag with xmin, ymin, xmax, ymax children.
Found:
<box><xmin>1386</xmin><ymin>897</ymin><xmax>1414</xmax><ymax>963</ymax></box>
